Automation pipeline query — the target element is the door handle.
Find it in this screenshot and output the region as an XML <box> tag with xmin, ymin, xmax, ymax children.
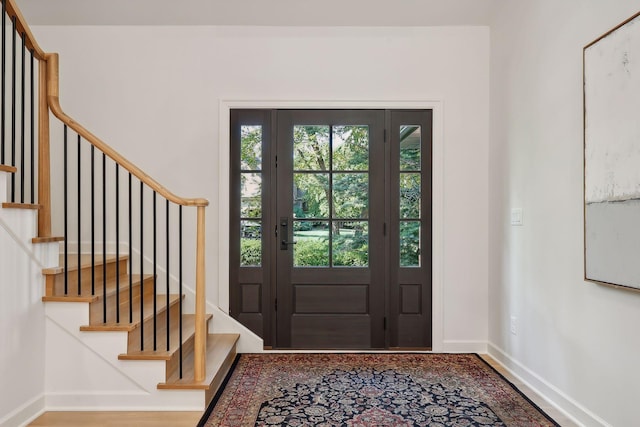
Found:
<box><xmin>279</xmin><ymin>217</ymin><xmax>297</xmax><ymax>250</ymax></box>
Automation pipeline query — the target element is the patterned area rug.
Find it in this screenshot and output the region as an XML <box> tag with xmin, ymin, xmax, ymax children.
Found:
<box><xmin>202</xmin><ymin>354</ymin><xmax>558</xmax><ymax>427</ymax></box>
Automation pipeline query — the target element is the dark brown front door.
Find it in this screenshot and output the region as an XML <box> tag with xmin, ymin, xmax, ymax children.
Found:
<box><xmin>275</xmin><ymin>110</ymin><xmax>385</xmax><ymax>348</ymax></box>
<box><xmin>230</xmin><ymin>109</ymin><xmax>432</xmax><ymax>350</ymax></box>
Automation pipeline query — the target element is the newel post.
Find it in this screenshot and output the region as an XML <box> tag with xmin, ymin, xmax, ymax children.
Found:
<box><xmin>194</xmin><ymin>205</ymin><xmax>207</xmax><ymax>381</ymax></box>
<box><xmin>37</xmin><ymin>54</ymin><xmax>52</xmax><ymax>237</ymax></box>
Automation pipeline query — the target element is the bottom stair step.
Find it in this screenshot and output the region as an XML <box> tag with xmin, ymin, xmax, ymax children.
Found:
<box><xmin>157</xmin><ymin>333</ymin><xmax>239</xmax><ymax>405</ymax></box>
<box><xmin>118</xmin><ymin>313</ymin><xmax>214</xmax><ymax>361</ymax></box>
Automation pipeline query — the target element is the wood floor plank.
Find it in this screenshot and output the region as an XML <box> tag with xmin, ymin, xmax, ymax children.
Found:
<box><xmin>28</xmin><ymin>411</ymin><xmax>202</xmax><ymax>427</ymax></box>
<box><xmin>479</xmin><ymin>354</ymin><xmax>579</xmax><ymax>427</ymax></box>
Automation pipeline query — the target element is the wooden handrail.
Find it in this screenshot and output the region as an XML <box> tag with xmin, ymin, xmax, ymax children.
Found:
<box><xmin>45</xmin><ymin>53</ymin><xmax>209</xmax><ymax>208</ymax></box>
<box><xmin>5</xmin><ymin>0</ymin><xmax>45</xmax><ymax>60</ymax></box>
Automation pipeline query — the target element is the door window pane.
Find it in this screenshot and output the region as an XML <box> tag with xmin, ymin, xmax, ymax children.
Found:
<box><xmin>400</xmin><ymin>125</ymin><xmax>421</xmax><ymax>171</ymax></box>
<box><xmin>400</xmin><ymin>173</ymin><xmax>421</xmax><ymax>219</ymax></box>
<box><xmin>293</xmin><ymin>173</ymin><xmax>329</xmax><ymax>219</ymax></box>
<box><xmin>333</xmin><ymin>173</ymin><xmax>369</xmax><ymax>219</ymax></box>
<box><xmin>333</xmin><ymin>221</ymin><xmax>369</xmax><ymax>267</ymax></box>
<box><xmin>241</xmin><ymin>173</ymin><xmax>262</xmax><ymax>218</ymax></box>
<box><xmin>400</xmin><ymin>221</ymin><xmax>421</xmax><ymax>267</ymax></box>
<box><xmin>240</xmin><ymin>220</ymin><xmax>261</xmax><ymax>266</ymax></box>
<box><xmin>294</xmin><ymin>221</ymin><xmax>330</xmax><ymax>267</ymax></box>
<box><xmin>241</xmin><ymin>125</ymin><xmax>262</xmax><ymax>170</ymax></box>
<box><xmin>332</xmin><ymin>125</ymin><xmax>369</xmax><ymax>171</ymax></box>
<box><xmin>294</xmin><ymin>125</ymin><xmax>330</xmax><ymax>171</ymax></box>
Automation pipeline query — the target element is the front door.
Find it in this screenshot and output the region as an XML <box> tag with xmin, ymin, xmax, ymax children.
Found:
<box><xmin>275</xmin><ymin>110</ymin><xmax>385</xmax><ymax>348</ymax></box>
<box><xmin>230</xmin><ymin>109</ymin><xmax>432</xmax><ymax>350</ymax></box>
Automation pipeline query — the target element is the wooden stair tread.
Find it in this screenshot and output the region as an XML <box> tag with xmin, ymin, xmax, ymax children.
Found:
<box><xmin>43</xmin><ymin>254</ymin><xmax>128</xmax><ymax>275</ymax></box>
<box><xmin>32</xmin><ymin>236</ymin><xmax>64</xmax><ymax>244</ymax></box>
<box><xmin>80</xmin><ymin>293</ymin><xmax>181</xmax><ymax>332</ymax></box>
<box><xmin>43</xmin><ymin>273</ymin><xmax>154</xmax><ymax>300</ymax></box>
<box><xmin>2</xmin><ymin>202</ymin><xmax>41</xmax><ymax>210</ymax></box>
<box><xmin>0</xmin><ymin>164</ymin><xmax>17</xmax><ymax>173</ymax></box>
<box><xmin>158</xmin><ymin>333</ymin><xmax>239</xmax><ymax>390</ymax></box>
<box><xmin>119</xmin><ymin>313</ymin><xmax>213</xmax><ymax>361</ymax></box>
<box><xmin>42</xmin><ymin>294</ymin><xmax>98</xmax><ymax>303</ymax></box>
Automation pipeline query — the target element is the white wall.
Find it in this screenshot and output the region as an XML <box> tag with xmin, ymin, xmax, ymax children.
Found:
<box><xmin>0</xmin><ymin>181</ymin><xmax>55</xmax><ymax>426</ymax></box>
<box><xmin>489</xmin><ymin>1</ymin><xmax>640</xmax><ymax>426</ymax></box>
<box><xmin>32</xmin><ymin>25</ymin><xmax>490</xmax><ymax>350</ymax></box>
<box><xmin>0</xmin><ymin>223</ymin><xmax>46</xmax><ymax>426</ymax></box>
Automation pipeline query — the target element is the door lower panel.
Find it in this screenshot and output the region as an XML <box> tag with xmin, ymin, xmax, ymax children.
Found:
<box><xmin>291</xmin><ymin>314</ymin><xmax>372</xmax><ymax>349</ymax></box>
<box><xmin>294</xmin><ymin>284</ymin><xmax>368</xmax><ymax>314</ymax></box>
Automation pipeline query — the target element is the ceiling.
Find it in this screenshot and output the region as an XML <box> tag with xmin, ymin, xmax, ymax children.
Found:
<box><xmin>19</xmin><ymin>0</ymin><xmax>498</xmax><ymax>26</ymax></box>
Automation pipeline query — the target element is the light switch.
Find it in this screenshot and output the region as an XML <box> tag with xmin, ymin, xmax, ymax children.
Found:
<box><xmin>511</xmin><ymin>208</ymin><xmax>523</xmax><ymax>226</ymax></box>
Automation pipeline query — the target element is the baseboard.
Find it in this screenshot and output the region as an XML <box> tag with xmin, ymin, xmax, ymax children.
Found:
<box><xmin>487</xmin><ymin>342</ymin><xmax>609</xmax><ymax>427</ymax></box>
<box><xmin>442</xmin><ymin>340</ymin><xmax>487</xmax><ymax>353</ymax></box>
<box><xmin>0</xmin><ymin>394</ymin><xmax>45</xmax><ymax>427</ymax></box>
<box><xmin>44</xmin><ymin>390</ymin><xmax>204</xmax><ymax>412</ymax></box>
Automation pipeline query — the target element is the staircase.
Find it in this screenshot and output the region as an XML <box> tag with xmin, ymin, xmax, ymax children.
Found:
<box><xmin>41</xmin><ymin>253</ymin><xmax>239</xmax><ymax>408</ymax></box>
<box><xmin>0</xmin><ymin>0</ymin><xmax>241</xmax><ymax>417</ymax></box>
<box><xmin>1</xmin><ymin>164</ymin><xmax>239</xmax><ymax>413</ymax></box>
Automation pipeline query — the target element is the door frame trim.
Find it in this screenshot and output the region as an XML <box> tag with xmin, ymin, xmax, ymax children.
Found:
<box><xmin>219</xmin><ymin>100</ymin><xmax>445</xmax><ymax>352</ymax></box>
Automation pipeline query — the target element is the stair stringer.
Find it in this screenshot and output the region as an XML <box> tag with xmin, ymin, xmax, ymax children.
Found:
<box><xmin>44</xmin><ymin>302</ymin><xmax>205</xmax><ymax>411</ymax></box>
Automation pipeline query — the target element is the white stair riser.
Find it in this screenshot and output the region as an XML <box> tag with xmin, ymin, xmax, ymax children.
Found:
<box><xmin>33</xmin><ymin>242</ymin><xmax>61</xmax><ymax>269</ymax></box>
<box><xmin>0</xmin><ymin>208</ymin><xmax>37</xmax><ymax>244</ymax></box>
<box><xmin>0</xmin><ymin>173</ymin><xmax>7</xmax><ymax>203</ymax></box>
<box><xmin>0</xmin><ymin>202</ymin><xmax>59</xmax><ymax>269</ymax></box>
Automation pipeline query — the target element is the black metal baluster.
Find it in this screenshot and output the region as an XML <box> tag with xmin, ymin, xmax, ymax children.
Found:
<box><xmin>77</xmin><ymin>135</ymin><xmax>81</xmax><ymax>296</ymax></box>
<box><xmin>20</xmin><ymin>32</ymin><xmax>24</xmax><ymax>203</ymax></box>
<box><xmin>29</xmin><ymin>50</ymin><xmax>34</xmax><ymax>204</ymax></box>
<box><xmin>140</xmin><ymin>181</ymin><xmax>144</xmax><ymax>351</ymax></box>
<box><xmin>10</xmin><ymin>15</ymin><xmax>16</xmax><ymax>201</ymax></box>
<box><xmin>166</xmin><ymin>200</ymin><xmax>170</xmax><ymax>352</ymax></box>
<box><xmin>1</xmin><ymin>0</ymin><xmax>5</xmax><ymax>165</ymax></box>
<box><xmin>153</xmin><ymin>191</ymin><xmax>157</xmax><ymax>351</ymax></box>
<box><xmin>179</xmin><ymin>205</ymin><xmax>183</xmax><ymax>379</ymax></box>
<box><xmin>128</xmin><ymin>172</ymin><xmax>132</xmax><ymax>323</ymax></box>
<box><xmin>102</xmin><ymin>153</ymin><xmax>107</xmax><ymax>322</ymax></box>
<box><xmin>63</xmin><ymin>125</ymin><xmax>68</xmax><ymax>295</ymax></box>
<box><xmin>91</xmin><ymin>146</ymin><xmax>95</xmax><ymax>295</ymax></box>
<box><xmin>115</xmin><ymin>164</ymin><xmax>120</xmax><ymax>323</ymax></box>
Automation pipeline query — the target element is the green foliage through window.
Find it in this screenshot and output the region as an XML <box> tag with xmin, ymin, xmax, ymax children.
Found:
<box><xmin>240</xmin><ymin>238</ymin><xmax>261</xmax><ymax>266</ymax></box>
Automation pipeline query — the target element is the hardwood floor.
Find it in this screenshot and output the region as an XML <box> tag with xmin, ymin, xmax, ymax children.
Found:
<box><xmin>28</xmin><ymin>411</ymin><xmax>202</xmax><ymax>427</ymax></box>
<box><xmin>479</xmin><ymin>354</ymin><xmax>579</xmax><ymax>427</ymax></box>
<box><xmin>30</xmin><ymin>354</ymin><xmax>577</xmax><ymax>427</ymax></box>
